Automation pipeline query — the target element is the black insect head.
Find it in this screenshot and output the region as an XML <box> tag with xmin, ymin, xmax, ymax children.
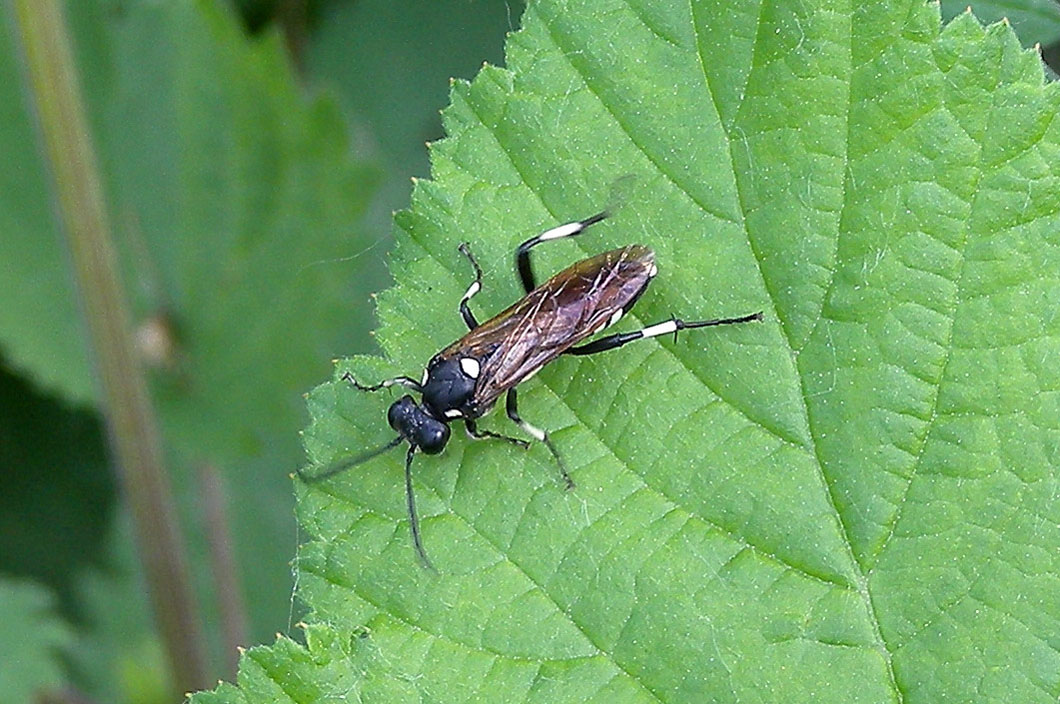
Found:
<box><xmin>387</xmin><ymin>395</ymin><xmax>450</xmax><ymax>454</ymax></box>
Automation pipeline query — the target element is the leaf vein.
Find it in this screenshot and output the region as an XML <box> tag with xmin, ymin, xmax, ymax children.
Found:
<box><xmin>688</xmin><ymin>4</ymin><xmax>906</xmax><ymax>699</ymax></box>
<box><xmin>439</xmin><ymin>64</ymin><xmax>853</xmax><ymax>593</ymax></box>
<box><xmin>527</xmin><ymin>3</ymin><xmax>807</xmax><ymax>451</ymax></box>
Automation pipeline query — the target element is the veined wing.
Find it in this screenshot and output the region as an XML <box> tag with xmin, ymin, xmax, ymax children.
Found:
<box><xmin>438</xmin><ymin>245</ymin><xmax>656</xmax><ymax>411</ymax></box>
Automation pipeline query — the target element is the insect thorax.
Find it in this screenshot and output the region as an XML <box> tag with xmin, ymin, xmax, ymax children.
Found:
<box><xmin>420</xmin><ymin>355</ymin><xmax>480</xmax><ymax>420</ymax></box>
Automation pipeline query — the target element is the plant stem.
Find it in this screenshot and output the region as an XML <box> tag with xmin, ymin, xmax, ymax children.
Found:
<box><xmin>199</xmin><ymin>462</ymin><xmax>249</xmax><ymax>676</ymax></box>
<box><xmin>10</xmin><ymin>0</ymin><xmax>210</xmax><ymax>693</ymax></box>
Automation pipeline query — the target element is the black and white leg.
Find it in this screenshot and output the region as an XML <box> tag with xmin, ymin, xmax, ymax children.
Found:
<box><xmin>506</xmin><ymin>388</ymin><xmax>574</xmax><ymax>489</ymax></box>
<box><xmin>457</xmin><ymin>242</ymin><xmax>484</xmax><ymax>330</ymax></box>
<box><xmin>516</xmin><ymin>211</ymin><xmax>609</xmax><ymax>293</ymax></box>
<box><xmin>565</xmin><ymin>312</ymin><xmax>764</xmax><ymax>356</ymax></box>
<box><xmin>464</xmin><ymin>418</ymin><xmax>530</xmax><ymax>449</ymax></box>
<box><xmin>341</xmin><ymin>371</ymin><xmax>423</xmax><ymax>393</ymax></box>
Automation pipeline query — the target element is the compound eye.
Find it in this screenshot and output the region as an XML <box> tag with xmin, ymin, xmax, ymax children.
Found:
<box><xmin>416</xmin><ymin>420</ymin><xmax>450</xmax><ymax>455</ymax></box>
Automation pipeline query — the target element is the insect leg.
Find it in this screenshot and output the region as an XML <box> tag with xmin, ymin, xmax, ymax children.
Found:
<box><xmin>506</xmin><ymin>388</ymin><xmax>574</xmax><ymax>489</ymax></box>
<box><xmin>457</xmin><ymin>242</ymin><xmax>483</xmax><ymax>330</ymax></box>
<box><xmin>464</xmin><ymin>418</ymin><xmax>530</xmax><ymax>449</ymax></box>
<box><xmin>565</xmin><ymin>312</ymin><xmax>763</xmax><ymax>356</ymax></box>
<box><xmin>516</xmin><ymin>211</ymin><xmax>608</xmax><ymax>293</ymax></box>
<box><xmin>341</xmin><ymin>371</ymin><xmax>423</xmax><ymax>393</ymax></box>
<box><xmin>403</xmin><ymin>444</ymin><xmax>434</xmax><ymax>570</ymax></box>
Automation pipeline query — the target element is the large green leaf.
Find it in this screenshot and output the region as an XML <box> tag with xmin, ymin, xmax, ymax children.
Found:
<box><xmin>0</xmin><ymin>579</ymin><xmax>73</xmax><ymax>704</ymax></box>
<box><xmin>194</xmin><ymin>0</ymin><xmax>1060</xmax><ymax>702</ymax></box>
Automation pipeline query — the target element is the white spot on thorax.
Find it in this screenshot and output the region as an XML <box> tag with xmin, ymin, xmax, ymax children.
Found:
<box><xmin>648</xmin><ymin>263</ymin><xmax>659</xmax><ymax>278</ymax></box>
<box><xmin>460</xmin><ymin>357</ymin><xmax>481</xmax><ymax>378</ymax></box>
<box><xmin>444</xmin><ymin>409</ymin><xmax>463</xmax><ymax>418</ymax></box>
<box><xmin>421</xmin><ymin>368</ymin><xmax>430</xmax><ymax>386</ymax></box>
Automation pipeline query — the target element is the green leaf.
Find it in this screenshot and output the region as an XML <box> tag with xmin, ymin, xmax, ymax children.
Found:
<box><xmin>942</xmin><ymin>0</ymin><xmax>1060</xmax><ymax>47</ymax></box>
<box><xmin>197</xmin><ymin>0</ymin><xmax>1060</xmax><ymax>702</ymax></box>
<box><xmin>305</xmin><ymin>0</ymin><xmax>522</xmax><ymax>233</ymax></box>
<box><xmin>71</xmin><ymin>516</ymin><xmax>171</xmax><ymax>704</ymax></box>
<box><xmin>0</xmin><ymin>579</ymin><xmax>73</xmax><ymax>704</ymax></box>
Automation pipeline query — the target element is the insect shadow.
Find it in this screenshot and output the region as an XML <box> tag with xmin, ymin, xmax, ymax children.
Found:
<box><xmin>299</xmin><ymin>211</ymin><xmax>762</xmax><ymax>568</ymax></box>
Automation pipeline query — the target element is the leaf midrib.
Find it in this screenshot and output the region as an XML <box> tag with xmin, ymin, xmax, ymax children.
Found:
<box><xmin>535</xmin><ymin>0</ymin><xmax>904</xmax><ymax>696</ymax></box>
<box><xmin>688</xmin><ymin>2</ymin><xmax>908</xmax><ymax>696</ymax></box>
<box><xmin>869</xmin><ymin>29</ymin><xmax>1000</xmax><ymax>574</ymax></box>
<box><xmin>448</xmin><ymin>85</ymin><xmax>851</xmax><ymax>589</ymax></box>
<box><xmin>349</xmin><ymin>240</ymin><xmax>856</xmax><ymax>702</ymax></box>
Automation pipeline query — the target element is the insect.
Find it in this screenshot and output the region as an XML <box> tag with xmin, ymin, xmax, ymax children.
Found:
<box><xmin>302</xmin><ymin>211</ymin><xmax>762</xmax><ymax>567</ymax></box>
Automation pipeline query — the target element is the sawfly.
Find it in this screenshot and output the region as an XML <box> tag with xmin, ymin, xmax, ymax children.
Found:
<box><xmin>301</xmin><ymin>211</ymin><xmax>762</xmax><ymax>567</ymax></box>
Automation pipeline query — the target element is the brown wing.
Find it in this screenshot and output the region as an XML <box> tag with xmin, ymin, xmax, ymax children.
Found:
<box><xmin>436</xmin><ymin>245</ymin><xmax>656</xmax><ymax>412</ymax></box>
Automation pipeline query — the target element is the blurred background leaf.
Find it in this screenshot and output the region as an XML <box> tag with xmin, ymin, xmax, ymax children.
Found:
<box><xmin>0</xmin><ymin>363</ymin><xmax>112</xmax><ymax>611</ymax></box>
<box><xmin>3</xmin><ymin>0</ymin><xmax>381</xmax><ymax>685</ymax></box>
<box><xmin>0</xmin><ymin>579</ymin><xmax>73</xmax><ymax>704</ymax></box>
<box><xmin>304</xmin><ymin>0</ymin><xmax>525</xmax><ymax>233</ymax></box>
<box><xmin>942</xmin><ymin>0</ymin><xmax>1060</xmax><ymax>46</ymax></box>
